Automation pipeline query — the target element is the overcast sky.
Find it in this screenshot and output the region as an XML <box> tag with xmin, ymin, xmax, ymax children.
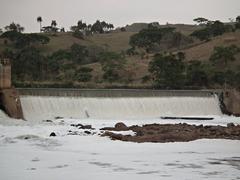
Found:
<box><xmin>0</xmin><ymin>0</ymin><xmax>240</xmax><ymax>32</ymax></box>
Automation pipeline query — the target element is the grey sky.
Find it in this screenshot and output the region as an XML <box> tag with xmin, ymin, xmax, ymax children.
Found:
<box><xmin>0</xmin><ymin>0</ymin><xmax>240</xmax><ymax>32</ymax></box>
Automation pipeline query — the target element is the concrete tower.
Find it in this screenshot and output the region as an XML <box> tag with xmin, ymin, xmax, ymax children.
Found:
<box><xmin>0</xmin><ymin>58</ymin><xmax>11</xmax><ymax>89</ymax></box>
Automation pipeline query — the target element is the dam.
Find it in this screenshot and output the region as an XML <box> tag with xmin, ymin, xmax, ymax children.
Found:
<box><xmin>17</xmin><ymin>88</ymin><xmax>223</xmax><ymax>120</ymax></box>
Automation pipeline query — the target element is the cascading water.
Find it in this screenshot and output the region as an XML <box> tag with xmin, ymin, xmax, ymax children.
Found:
<box><xmin>20</xmin><ymin>94</ymin><xmax>222</xmax><ymax>120</ymax></box>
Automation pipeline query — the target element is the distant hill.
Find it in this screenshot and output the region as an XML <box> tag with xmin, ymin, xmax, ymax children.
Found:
<box><xmin>125</xmin><ymin>23</ymin><xmax>200</xmax><ymax>35</ymax></box>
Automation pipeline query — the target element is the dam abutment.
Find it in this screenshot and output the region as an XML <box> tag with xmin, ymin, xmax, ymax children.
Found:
<box><xmin>0</xmin><ymin>58</ymin><xmax>23</xmax><ymax>119</ymax></box>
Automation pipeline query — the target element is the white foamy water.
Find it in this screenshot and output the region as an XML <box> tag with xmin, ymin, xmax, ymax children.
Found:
<box><xmin>20</xmin><ymin>95</ymin><xmax>222</xmax><ymax>120</ymax></box>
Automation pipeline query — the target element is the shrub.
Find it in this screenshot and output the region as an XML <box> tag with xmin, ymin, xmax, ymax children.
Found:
<box><xmin>76</xmin><ymin>67</ymin><xmax>93</xmax><ymax>82</ymax></box>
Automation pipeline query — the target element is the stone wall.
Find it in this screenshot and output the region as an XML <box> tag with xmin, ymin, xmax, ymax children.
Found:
<box><xmin>223</xmin><ymin>89</ymin><xmax>240</xmax><ymax>116</ymax></box>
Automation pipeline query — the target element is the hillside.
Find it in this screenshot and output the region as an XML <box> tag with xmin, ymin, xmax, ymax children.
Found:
<box><xmin>0</xmin><ymin>23</ymin><xmax>240</xmax><ymax>89</ymax></box>
<box><xmin>184</xmin><ymin>32</ymin><xmax>240</xmax><ymax>61</ymax></box>
<box><xmin>125</xmin><ymin>23</ymin><xmax>200</xmax><ymax>35</ymax></box>
<box><xmin>39</xmin><ymin>31</ymin><xmax>135</xmax><ymax>55</ymax></box>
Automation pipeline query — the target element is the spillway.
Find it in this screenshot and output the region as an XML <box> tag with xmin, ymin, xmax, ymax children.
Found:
<box><xmin>18</xmin><ymin>89</ymin><xmax>223</xmax><ymax>120</ymax></box>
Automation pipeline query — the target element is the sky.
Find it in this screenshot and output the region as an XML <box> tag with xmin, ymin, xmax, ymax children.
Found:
<box><xmin>0</xmin><ymin>0</ymin><xmax>240</xmax><ymax>32</ymax></box>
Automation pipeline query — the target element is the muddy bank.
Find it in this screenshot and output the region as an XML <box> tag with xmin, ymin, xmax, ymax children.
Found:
<box><xmin>101</xmin><ymin>123</ymin><xmax>240</xmax><ymax>143</ymax></box>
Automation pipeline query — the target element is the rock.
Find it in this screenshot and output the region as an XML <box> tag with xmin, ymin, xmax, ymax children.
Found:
<box><xmin>70</xmin><ymin>123</ymin><xmax>83</xmax><ymax>127</ymax></box>
<box><xmin>102</xmin><ymin>131</ymin><xmax>123</xmax><ymax>140</ymax></box>
<box><xmin>114</xmin><ymin>122</ymin><xmax>128</xmax><ymax>131</ymax></box>
<box><xmin>71</xmin><ymin>124</ymin><xmax>93</xmax><ymax>129</ymax></box>
<box><xmin>50</xmin><ymin>132</ymin><xmax>56</xmax><ymax>137</ymax></box>
<box><xmin>81</xmin><ymin>125</ymin><xmax>92</xmax><ymax>129</ymax></box>
<box><xmin>100</xmin><ymin>127</ymin><xmax>115</xmax><ymax>131</ymax></box>
<box><xmin>136</xmin><ymin>130</ymin><xmax>144</xmax><ymax>136</ymax></box>
<box><xmin>55</xmin><ymin>116</ymin><xmax>63</xmax><ymax>119</ymax></box>
<box><xmin>43</xmin><ymin>119</ymin><xmax>53</xmax><ymax>122</ymax></box>
<box><xmin>100</xmin><ymin>123</ymin><xmax>240</xmax><ymax>143</ymax></box>
<box><xmin>84</xmin><ymin>131</ymin><xmax>91</xmax><ymax>135</ymax></box>
<box><xmin>227</xmin><ymin>123</ymin><xmax>235</xmax><ymax>128</ymax></box>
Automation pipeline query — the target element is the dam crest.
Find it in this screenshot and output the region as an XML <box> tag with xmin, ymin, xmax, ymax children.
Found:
<box><xmin>18</xmin><ymin>88</ymin><xmax>223</xmax><ymax>120</ymax></box>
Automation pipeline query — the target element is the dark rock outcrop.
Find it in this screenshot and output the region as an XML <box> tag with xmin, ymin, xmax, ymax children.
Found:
<box><xmin>50</xmin><ymin>132</ymin><xmax>56</xmax><ymax>137</ymax></box>
<box><xmin>0</xmin><ymin>88</ymin><xmax>23</xmax><ymax>119</ymax></box>
<box><xmin>102</xmin><ymin>123</ymin><xmax>240</xmax><ymax>143</ymax></box>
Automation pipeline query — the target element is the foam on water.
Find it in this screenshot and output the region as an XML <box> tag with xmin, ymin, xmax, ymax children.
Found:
<box><xmin>20</xmin><ymin>95</ymin><xmax>222</xmax><ymax>120</ymax></box>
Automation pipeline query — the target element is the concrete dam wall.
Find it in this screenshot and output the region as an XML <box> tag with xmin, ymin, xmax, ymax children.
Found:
<box><xmin>17</xmin><ymin>88</ymin><xmax>223</xmax><ymax>120</ymax></box>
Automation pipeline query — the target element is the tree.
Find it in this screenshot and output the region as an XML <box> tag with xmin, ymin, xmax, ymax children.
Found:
<box><xmin>193</xmin><ymin>17</ymin><xmax>209</xmax><ymax>25</ymax></box>
<box><xmin>70</xmin><ymin>43</ymin><xmax>88</xmax><ymax>63</ymax></box>
<box><xmin>77</xmin><ymin>20</ymin><xmax>87</xmax><ymax>31</ymax></box>
<box><xmin>60</xmin><ymin>27</ymin><xmax>65</xmax><ymax>32</ymax></box>
<box><xmin>237</xmin><ymin>16</ymin><xmax>240</xmax><ymax>22</ymax></box>
<box><xmin>37</xmin><ymin>16</ymin><xmax>42</xmax><ymax>32</ymax></box>
<box><xmin>51</xmin><ymin>20</ymin><xmax>57</xmax><ymax>27</ymax></box>
<box><xmin>108</xmin><ymin>24</ymin><xmax>114</xmax><ymax>30</ymax></box>
<box><xmin>149</xmin><ymin>53</ymin><xmax>185</xmax><ymax>89</ymax></box>
<box><xmin>99</xmin><ymin>52</ymin><xmax>126</xmax><ymax>82</ymax></box>
<box><xmin>91</xmin><ymin>20</ymin><xmax>104</xmax><ymax>33</ymax></box>
<box><xmin>1</xmin><ymin>31</ymin><xmax>50</xmax><ymax>48</ymax></box>
<box><xmin>47</xmin><ymin>49</ymin><xmax>71</xmax><ymax>77</ymax></box>
<box><xmin>186</xmin><ymin>61</ymin><xmax>209</xmax><ymax>87</ymax></box>
<box><xmin>76</xmin><ymin>67</ymin><xmax>93</xmax><ymax>82</ymax></box>
<box><xmin>190</xmin><ymin>28</ymin><xmax>211</xmax><ymax>41</ymax></box>
<box><xmin>210</xmin><ymin>21</ymin><xmax>226</xmax><ymax>36</ymax></box>
<box><xmin>191</xmin><ymin>20</ymin><xmax>226</xmax><ymax>41</ymax></box>
<box><xmin>210</xmin><ymin>45</ymin><xmax>240</xmax><ymax>89</ymax></box>
<box><xmin>210</xmin><ymin>45</ymin><xmax>239</xmax><ymax>67</ymax></box>
<box><xmin>41</xmin><ymin>20</ymin><xmax>58</xmax><ymax>33</ymax></box>
<box><xmin>71</xmin><ymin>20</ymin><xmax>88</xmax><ymax>38</ymax></box>
<box><xmin>129</xmin><ymin>26</ymin><xmax>180</xmax><ymax>52</ymax></box>
<box><xmin>12</xmin><ymin>47</ymin><xmax>45</xmax><ymax>80</ymax></box>
<box><xmin>236</xmin><ymin>16</ymin><xmax>240</xmax><ymax>29</ymax></box>
<box><xmin>5</xmin><ymin>22</ymin><xmax>24</xmax><ymax>32</ymax></box>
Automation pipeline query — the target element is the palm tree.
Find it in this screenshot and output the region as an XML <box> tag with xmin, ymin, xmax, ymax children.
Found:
<box><xmin>37</xmin><ymin>16</ymin><xmax>42</xmax><ymax>32</ymax></box>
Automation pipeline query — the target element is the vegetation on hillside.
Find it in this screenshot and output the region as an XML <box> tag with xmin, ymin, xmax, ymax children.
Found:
<box><xmin>0</xmin><ymin>16</ymin><xmax>240</xmax><ymax>89</ymax></box>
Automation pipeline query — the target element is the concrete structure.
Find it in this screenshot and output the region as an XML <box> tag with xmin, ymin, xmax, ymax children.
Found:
<box><xmin>223</xmin><ymin>89</ymin><xmax>240</xmax><ymax>116</ymax></box>
<box><xmin>0</xmin><ymin>58</ymin><xmax>11</xmax><ymax>89</ymax></box>
<box><xmin>0</xmin><ymin>58</ymin><xmax>23</xmax><ymax>119</ymax></box>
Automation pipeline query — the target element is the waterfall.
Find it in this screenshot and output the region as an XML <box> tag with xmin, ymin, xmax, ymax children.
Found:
<box><xmin>20</xmin><ymin>95</ymin><xmax>222</xmax><ymax>120</ymax></box>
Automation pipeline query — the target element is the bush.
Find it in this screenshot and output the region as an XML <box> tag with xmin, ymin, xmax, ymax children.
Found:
<box><xmin>72</xmin><ymin>31</ymin><xmax>84</xmax><ymax>39</ymax></box>
<box><xmin>191</xmin><ymin>20</ymin><xmax>228</xmax><ymax>41</ymax></box>
<box><xmin>70</xmin><ymin>43</ymin><xmax>88</xmax><ymax>63</ymax></box>
<box><xmin>76</xmin><ymin>67</ymin><xmax>93</xmax><ymax>82</ymax></box>
<box><xmin>99</xmin><ymin>52</ymin><xmax>126</xmax><ymax>83</ymax></box>
<box><xmin>186</xmin><ymin>61</ymin><xmax>209</xmax><ymax>87</ymax></box>
<box><xmin>149</xmin><ymin>53</ymin><xmax>185</xmax><ymax>89</ymax></box>
<box><xmin>1</xmin><ymin>31</ymin><xmax>50</xmax><ymax>48</ymax></box>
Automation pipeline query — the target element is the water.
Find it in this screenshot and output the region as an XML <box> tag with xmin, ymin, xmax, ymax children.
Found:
<box><xmin>20</xmin><ymin>95</ymin><xmax>222</xmax><ymax>120</ymax></box>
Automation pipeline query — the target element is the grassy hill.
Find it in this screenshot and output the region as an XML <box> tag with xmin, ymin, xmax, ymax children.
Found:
<box><xmin>0</xmin><ymin>23</ymin><xmax>240</xmax><ymax>89</ymax></box>
<box><xmin>39</xmin><ymin>31</ymin><xmax>135</xmax><ymax>55</ymax></box>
